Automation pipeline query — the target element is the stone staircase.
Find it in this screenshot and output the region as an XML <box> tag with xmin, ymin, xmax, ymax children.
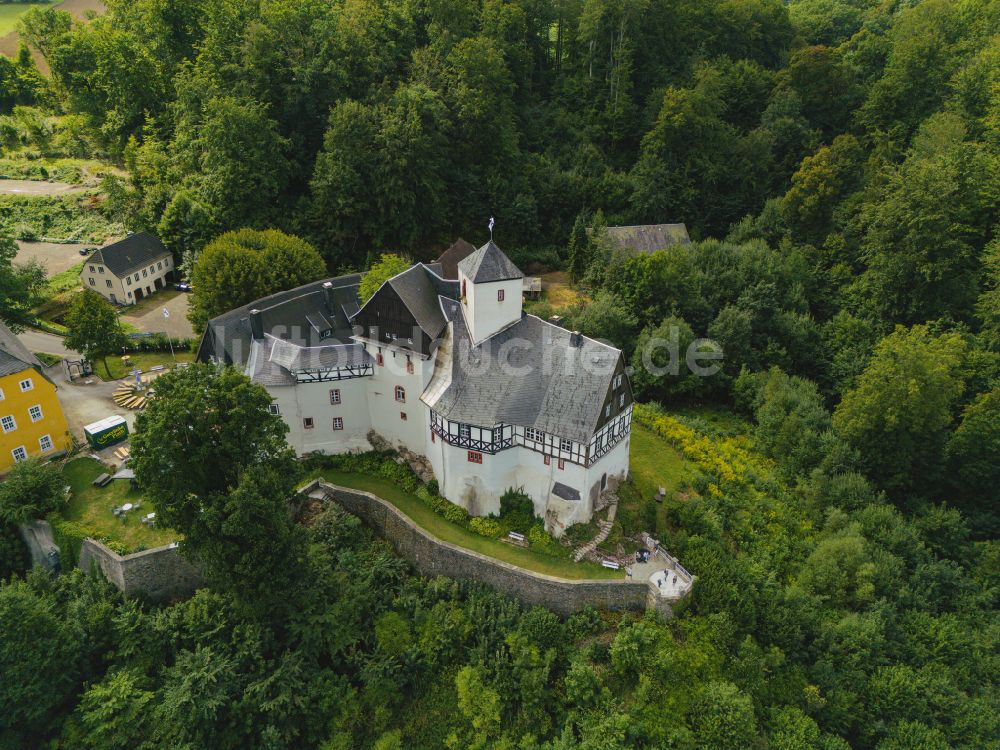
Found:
<box><xmin>573</xmin><ymin>492</ymin><xmax>619</xmax><ymax>562</ymax></box>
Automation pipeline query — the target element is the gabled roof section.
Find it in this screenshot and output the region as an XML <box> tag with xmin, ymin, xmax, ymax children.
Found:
<box><xmin>196</xmin><ymin>274</ymin><xmax>362</xmax><ymax>368</ymax></box>
<box><xmin>423</xmin><ymin>309</ymin><xmax>624</xmax><ymax>444</ymax></box>
<box><xmin>435</xmin><ymin>238</ymin><xmax>477</xmax><ymax>279</ymax></box>
<box><xmin>604</xmin><ymin>224</ymin><xmax>691</xmax><ymax>254</ymax></box>
<box><xmin>386</xmin><ymin>264</ymin><xmax>459</xmax><ymax>339</ymax></box>
<box><xmin>457</xmin><ymin>241</ymin><xmax>523</xmax><ymax>283</ymax></box>
<box><xmin>87</xmin><ymin>232</ymin><xmax>170</xmax><ymax>277</ymax></box>
<box><xmin>0</xmin><ymin>320</ymin><xmax>42</xmax><ymax>378</ymax></box>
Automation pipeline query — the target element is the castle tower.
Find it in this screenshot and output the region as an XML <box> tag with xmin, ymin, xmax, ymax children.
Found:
<box><xmin>457</xmin><ymin>241</ymin><xmax>524</xmax><ymax>344</ymax></box>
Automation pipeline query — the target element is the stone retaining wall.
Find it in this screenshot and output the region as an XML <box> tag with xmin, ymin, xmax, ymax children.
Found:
<box><xmin>305</xmin><ymin>480</ymin><xmax>679</xmax><ymax>617</ymax></box>
<box><xmin>78</xmin><ymin>538</ymin><xmax>203</xmax><ymax>602</ymax></box>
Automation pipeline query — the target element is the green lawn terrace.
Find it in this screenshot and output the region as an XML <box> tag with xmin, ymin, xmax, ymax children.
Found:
<box><xmin>307</xmin><ymin>470</ymin><xmax>623</xmax><ymax>580</ymax></box>
<box><xmin>56</xmin><ymin>457</ymin><xmax>179</xmax><ymax>554</ymax></box>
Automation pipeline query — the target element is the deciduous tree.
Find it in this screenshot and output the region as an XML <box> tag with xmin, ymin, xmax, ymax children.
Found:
<box><xmin>64</xmin><ymin>290</ymin><xmax>127</xmax><ymax>378</ymax></box>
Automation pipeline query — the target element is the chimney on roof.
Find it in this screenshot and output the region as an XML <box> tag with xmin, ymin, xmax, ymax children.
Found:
<box><xmin>549</xmin><ymin>315</ymin><xmax>564</xmax><ymax>328</ymax></box>
<box><xmin>322</xmin><ymin>281</ymin><xmax>334</xmax><ymax>311</ymax></box>
<box><xmin>570</xmin><ymin>330</ymin><xmax>582</xmax><ymax>347</ymax></box>
<box><xmin>249</xmin><ymin>309</ymin><xmax>263</xmax><ymax>340</ymax></box>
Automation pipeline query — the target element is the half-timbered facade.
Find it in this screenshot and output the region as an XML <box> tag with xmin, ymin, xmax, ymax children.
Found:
<box><xmin>197</xmin><ymin>242</ymin><xmax>633</xmax><ymax>534</ymax></box>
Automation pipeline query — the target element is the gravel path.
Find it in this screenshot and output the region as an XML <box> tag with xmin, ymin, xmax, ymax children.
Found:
<box><xmin>0</xmin><ymin>180</ymin><xmax>88</xmax><ymax>196</ymax></box>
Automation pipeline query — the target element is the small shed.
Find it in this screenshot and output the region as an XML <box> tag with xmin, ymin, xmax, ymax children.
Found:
<box><xmin>84</xmin><ymin>415</ymin><xmax>129</xmax><ymax>449</ymax></box>
<box><xmin>522</xmin><ymin>277</ymin><xmax>542</xmax><ymax>300</ymax></box>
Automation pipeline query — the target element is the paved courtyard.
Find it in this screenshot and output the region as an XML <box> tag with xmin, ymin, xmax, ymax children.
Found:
<box><xmin>119</xmin><ymin>289</ymin><xmax>195</xmax><ymax>339</ymax></box>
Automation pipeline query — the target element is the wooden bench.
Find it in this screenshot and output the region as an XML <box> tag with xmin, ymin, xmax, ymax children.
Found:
<box><xmin>149</xmin><ymin>364</ymin><xmax>166</xmax><ymax>372</ymax></box>
<box><xmin>92</xmin><ymin>473</ymin><xmax>112</xmax><ymax>488</ymax></box>
<box><xmin>601</xmin><ymin>560</ymin><xmax>621</xmax><ymax>570</ymax></box>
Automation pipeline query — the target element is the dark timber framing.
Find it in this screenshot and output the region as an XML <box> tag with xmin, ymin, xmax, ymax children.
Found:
<box><xmin>430</xmin><ymin>407</ymin><xmax>632</xmax><ymax>467</ymax></box>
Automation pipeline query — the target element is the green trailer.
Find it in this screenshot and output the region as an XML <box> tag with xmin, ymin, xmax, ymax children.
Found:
<box><xmin>83</xmin><ymin>416</ymin><xmax>129</xmax><ymax>449</ymax></box>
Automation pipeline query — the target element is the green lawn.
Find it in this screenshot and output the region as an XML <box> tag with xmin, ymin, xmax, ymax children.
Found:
<box><xmin>33</xmin><ymin>351</ymin><xmax>63</xmax><ymax>367</ymax></box>
<box><xmin>311</xmin><ymin>471</ymin><xmax>623</xmax><ymax>580</ymax></box>
<box><xmin>629</xmin><ymin>423</ymin><xmax>694</xmax><ymax>502</ymax></box>
<box><xmin>44</xmin><ymin>261</ymin><xmax>85</xmax><ymax>295</ymax></box>
<box><xmin>61</xmin><ymin>457</ymin><xmax>179</xmax><ymax>553</ymax></box>
<box><xmin>0</xmin><ymin>2</ymin><xmax>51</xmax><ymax>36</ymax></box>
<box><xmin>101</xmin><ymin>350</ymin><xmax>195</xmax><ymax>380</ymax></box>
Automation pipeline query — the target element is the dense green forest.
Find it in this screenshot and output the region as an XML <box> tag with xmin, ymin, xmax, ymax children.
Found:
<box><xmin>2</xmin><ymin>0</ymin><xmax>999</xmax><ymax>747</ymax></box>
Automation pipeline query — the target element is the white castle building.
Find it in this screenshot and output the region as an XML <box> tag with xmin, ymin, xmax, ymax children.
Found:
<box><xmin>197</xmin><ymin>242</ymin><xmax>633</xmax><ymax>535</ymax></box>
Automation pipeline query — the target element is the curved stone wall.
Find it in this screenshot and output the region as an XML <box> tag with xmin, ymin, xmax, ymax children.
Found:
<box><xmin>305</xmin><ymin>480</ymin><xmax>676</xmax><ymax>617</ymax></box>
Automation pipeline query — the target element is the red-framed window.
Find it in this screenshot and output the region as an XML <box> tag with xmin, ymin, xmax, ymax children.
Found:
<box><xmin>332</xmin><ymin>417</ymin><xmax>344</xmax><ymax>430</ymax></box>
<box><xmin>431</xmin><ymin>431</ymin><xmax>436</xmax><ymax>443</ymax></box>
<box><xmin>498</xmin><ymin>289</ymin><xmax>505</xmax><ymax>302</ymax></box>
<box><xmin>395</xmin><ymin>385</ymin><xmax>406</xmax><ymax>402</ymax></box>
<box><xmin>462</xmin><ymin>279</ymin><xmax>467</xmax><ymax>297</ymax></box>
<box><xmin>558</xmin><ymin>458</ymin><xmax>565</xmax><ymax>470</ymax></box>
<box><xmin>330</xmin><ymin>388</ymin><xmax>341</xmax><ymax>404</ymax></box>
<box><xmin>544</xmin><ymin>455</ymin><xmax>550</xmax><ymax>466</ymax></box>
<box><xmin>468</xmin><ymin>451</ymin><xmax>483</xmax><ymax>464</ymax></box>
<box><xmin>376</xmin><ymin>352</ymin><xmax>384</xmax><ymax>366</ymax></box>
<box><xmin>400</xmin><ymin>411</ymin><xmax>407</xmax><ymax>421</ymax></box>
<box><xmin>406</xmin><ymin>360</ymin><xmax>414</xmax><ymax>374</ymax></box>
<box><xmin>303</xmin><ymin>417</ymin><xmax>314</xmax><ymax>429</ymax></box>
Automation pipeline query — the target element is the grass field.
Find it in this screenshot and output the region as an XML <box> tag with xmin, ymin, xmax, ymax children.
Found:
<box><xmin>311</xmin><ymin>470</ymin><xmax>623</xmax><ymax>580</ymax></box>
<box><xmin>539</xmin><ymin>271</ymin><xmax>586</xmax><ymax>310</ymax></box>
<box><xmin>0</xmin><ymin>2</ymin><xmax>51</xmax><ymax>37</ymax></box>
<box><xmin>61</xmin><ymin>457</ymin><xmax>178</xmax><ymax>553</ymax></box>
<box><xmin>628</xmin><ymin>423</ymin><xmax>694</xmax><ymax>502</ymax></box>
<box><xmin>102</xmin><ymin>351</ymin><xmax>196</xmax><ymax>380</ymax></box>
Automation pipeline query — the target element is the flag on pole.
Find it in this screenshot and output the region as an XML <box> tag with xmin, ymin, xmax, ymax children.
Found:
<box><xmin>162</xmin><ymin>308</ymin><xmax>170</xmax><ymax>318</ymax></box>
<box><xmin>488</xmin><ymin>216</ymin><xmax>495</xmax><ymax>232</ymax></box>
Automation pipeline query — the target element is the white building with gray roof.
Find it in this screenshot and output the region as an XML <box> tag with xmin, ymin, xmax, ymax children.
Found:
<box><xmin>197</xmin><ymin>242</ymin><xmax>632</xmax><ymax>535</ymax></box>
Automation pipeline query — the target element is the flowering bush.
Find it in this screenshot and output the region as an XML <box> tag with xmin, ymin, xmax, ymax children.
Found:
<box><xmin>469</xmin><ymin>517</ymin><xmax>502</xmax><ymax>538</ymax></box>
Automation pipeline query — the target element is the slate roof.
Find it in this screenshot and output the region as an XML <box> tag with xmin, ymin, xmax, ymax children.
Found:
<box><xmin>245</xmin><ymin>335</ymin><xmax>372</xmax><ymax>386</ymax></box>
<box><xmin>0</xmin><ymin>320</ymin><xmax>41</xmax><ymax>378</ymax></box>
<box><xmin>458</xmin><ymin>241</ymin><xmax>523</xmax><ymax>283</ymax></box>
<box><xmin>268</xmin><ymin>336</ymin><xmax>370</xmax><ymax>372</ymax></box>
<box><xmin>423</xmin><ymin>302</ymin><xmax>621</xmax><ymax>444</ymax></box>
<box><xmin>604</xmin><ymin>224</ymin><xmax>691</xmax><ymax>254</ymax></box>
<box><xmin>87</xmin><ymin>232</ymin><xmax>171</xmax><ymax>277</ymax></box>
<box><xmin>385</xmin><ymin>264</ymin><xmax>459</xmax><ymax>340</ymax></box>
<box><xmin>435</xmin><ymin>238</ymin><xmax>476</xmax><ymax>279</ymax></box>
<box><xmin>196</xmin><ymin>274</ymin><xmax>362</xmax><ymax>368</ymax></box>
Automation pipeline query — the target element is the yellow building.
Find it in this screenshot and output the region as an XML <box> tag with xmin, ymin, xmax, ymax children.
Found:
<box><xmin>0</xmin><ymin>322</ymin><xmax>71</xmax><ymax>472</ymax></box>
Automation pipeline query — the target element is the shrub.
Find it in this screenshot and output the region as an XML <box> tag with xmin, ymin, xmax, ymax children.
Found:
<box><xmin>498</xmin><ymin>487</ymin><xmax>535</xmax><ymax>532</ymax></box>
<box><xmin>0</xmin><ymin>460</ymin><xmax>65</xmax><ymax>524</ymax></box>
<box><xmin>528</xmin><ymin>523</ymin><xmax>559</xmax><ymax>555</ymax></box>
<box><xmin>469</xmin><ymin>517</ymin><xmax>502</xmax><ymax>538</ymax></box>
<box><xmin>47</xmin><ymin>513</ymin><xmax>86</xmax><ymax>567</ymax></box>
<box><xmin>443</xmin><ymin>503</ymin><xmax>470</xmax><ymax>525</ymax></box>
<box><xmin>427</xmin><ymin>479</ymin><xmax>439</xmax><ymax>496</ymax></box>
<box><xmin>0</xmin><ymin>525</ymin><xmax>29</xmax><ymax>580</ymax></box>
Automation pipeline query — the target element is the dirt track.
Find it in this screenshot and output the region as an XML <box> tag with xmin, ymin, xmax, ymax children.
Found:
<box><xmin>0</xmin><ymin>0</ymin><xmax>105</xmax><ymax>68</ymax></box>
<box><xmin>0</xmin><ymin>179</ymin><xmax>88</xmax><ymax>196</ymax></box>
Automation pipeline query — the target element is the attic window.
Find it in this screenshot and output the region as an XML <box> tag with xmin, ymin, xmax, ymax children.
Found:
<box><xmin>560</xmin><ymin>438</ymin><xmax>572</xmax><ymax>452</ymax></box>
